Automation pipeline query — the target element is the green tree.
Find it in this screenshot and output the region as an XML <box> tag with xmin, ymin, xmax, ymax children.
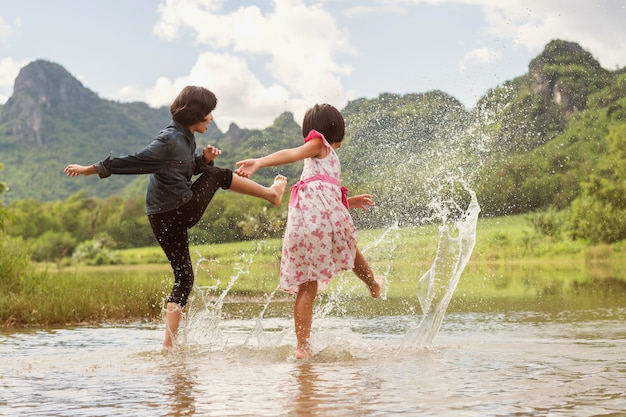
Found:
<box><xmin>0</xmin><ymin>164</ymin><xmax>10</xmax><ymax>231</ymax></box>
<box><xmin>569</xmin><ymin>122</ymin><xmax>626</xmax><ymax>243</ymax></box>
<box><xmin>0</xmin><ymin>163</ymin><xmax>39</xmax><ymax>295</ymax></box>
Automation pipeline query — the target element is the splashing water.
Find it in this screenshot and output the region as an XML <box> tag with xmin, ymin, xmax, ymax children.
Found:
<box><xmin>401</xmin><ymin>186</ymin><xmax>480</xmax><ymax>349</ymax></box>
<box><xmin>168</xmin><ymin>98</ymin><xmax>494</xmax><ymax>355</ymax></box>
<box><xmin>170</xmin><ymin>256</ymin><xmax>250</xmax><ymax>351</ymax></box>
<box><xmin>171</xmin><ymin>184</ymin><xmax>479</xmax><ymax>355</ymax></box>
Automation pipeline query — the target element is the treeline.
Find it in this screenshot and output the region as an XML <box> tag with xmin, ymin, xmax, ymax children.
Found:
<box><xmin>2</xmin><ymin>189</ymin><xmax>287</xmax><ymax>263</ymax></box>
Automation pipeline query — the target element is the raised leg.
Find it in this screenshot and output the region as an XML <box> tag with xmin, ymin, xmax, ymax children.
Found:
<box><xmin>352</xmin><ymin>247</ymin><xmax>383</xmax><ymax>298</ymax></box>
<box><xmin>230</xmin><ymin>174</ymin><xmax>287</xmax><ymax>206</ymax></box>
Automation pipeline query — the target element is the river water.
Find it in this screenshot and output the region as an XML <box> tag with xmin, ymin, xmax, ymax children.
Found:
<box><xmin>1</xmin><ymin>293</ymin><xmax>624</xmax><ymax>417</ymax></box>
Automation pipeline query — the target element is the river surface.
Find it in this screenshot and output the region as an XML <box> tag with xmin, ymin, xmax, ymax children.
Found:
<box><xmin>1</xmin><ymin>293</ymin><xmax>624</xmax><ymax>417</ymax></box>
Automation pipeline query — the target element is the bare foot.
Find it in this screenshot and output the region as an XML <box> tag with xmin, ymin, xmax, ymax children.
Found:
<box><xmin>269</xmin><ymin>175</ymin><xmax>287</xmax><ymax>206</ymax></box>
<box><xmin>369</xmin><ymin>276</ymin><xmax>384</xmax><ymax>299</ymax></box>
<box><xmin>295</xmin><ymin>343</ymin><xmax>312</xmax><ymax>360</ymax></box>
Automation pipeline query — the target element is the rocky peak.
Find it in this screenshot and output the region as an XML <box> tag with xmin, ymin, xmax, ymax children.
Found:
<box><xmin>1</xmin><ymin>60</ymin><xmax>99</xmax><ymax>147</ymax></box>
<box><xmin>529</xmin><ymin>40</ymin><xmax>608</xmax><ymax>116</ymax></box>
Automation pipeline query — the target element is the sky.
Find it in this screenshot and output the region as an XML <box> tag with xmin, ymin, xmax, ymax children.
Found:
<box><xmin>0</xmin><ymin>0</ymin><xmax>625</xmax><ymax>130</ymax></box>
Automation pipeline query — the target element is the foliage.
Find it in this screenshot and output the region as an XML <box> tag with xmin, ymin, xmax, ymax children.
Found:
<box><xmin>526</xmin><ymin>208</ymin><xmax>570</xmax><ymax>240</ymax></box>
<box><xmin>5</xmin><ymin>189</ymin><xmax>288</xmax><ymax>262</ymax></box>
<box><xmin>475</xmin><ymin>57</ymin><xmax>621</xmax><ymax>222</ymax></box>
<box><xmin>72</xmin><ymin>234</ymin><xmax>121</xmax><ymax>265</ymax></box>
<box><xmin>0</xmin><ymin>267</ymin><xmax>167</xmax><ymax>326</ymax></box>
<box><xmin>0</xmin><ymin>163</ymin><xmax>10</xmax><ymax>231</ymax></box>
<box><xmin>0</xmin><ymin>167</ymin><xmax>37</xmax><ymax>297</ymax></box>
<box><xmin>189</xmin><ymin>191</ymin><xmax>287</xmax><ymax>244</ymax></box>
<box><xmin>0</xmin><ymin>234</ymin><xmax>40</xmax><ymax>295</ymax></box>
<box><xmin>2</xmin><ymin>216</ymin><xmax>624</xmax><ymax>326</ymax></box>
<box><xmin>568</xmin><ymin>110</ymin><xmax>626</xmax><ymax>243</ymax></box>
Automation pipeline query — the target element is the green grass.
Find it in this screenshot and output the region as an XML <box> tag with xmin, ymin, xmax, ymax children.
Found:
<box><xmin>2</xmin><ymin>215</ymin><xmax>625</xmax><ymax>327</ymax></box>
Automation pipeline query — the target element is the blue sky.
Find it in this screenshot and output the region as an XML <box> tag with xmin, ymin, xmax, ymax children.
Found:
<box><xmin>1</xmin><ymin>0</ymin><xmax>625</xmax><ymax>130</ymax></box>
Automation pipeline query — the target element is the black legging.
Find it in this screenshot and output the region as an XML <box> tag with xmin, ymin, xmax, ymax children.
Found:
<box><xmin>148</xmin><ymin>166</ymin><xmax>233</xmax><ymax>307</ymax></box>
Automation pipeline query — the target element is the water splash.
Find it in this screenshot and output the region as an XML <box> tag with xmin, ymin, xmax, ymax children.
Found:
<box><xmin>313</xmin><ymin>225</ymin><xmax>398</xmax><ymax>320</ymax></box>
<box><xmin>401</xmin><ymin>186</ymin><xmax>480</xmax><ymax>349</ymax></box>
<box><xmin>174</xmin><ymin>256</ymin><xmax>249</xmax><ymax>350</ymax></box>
<box><xmin>171</xmin><ymin>97</ymin><xmax>496</xmax><ymax>355</ymax></box>
<box><xmin>242</xmin><ymin>285</ymin><xmax>290</xmax><ymax>349</ymax></box>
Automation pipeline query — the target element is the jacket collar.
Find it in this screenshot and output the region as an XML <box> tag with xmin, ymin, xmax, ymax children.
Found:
<box><xmin>171</xmin><ymin>120</ymin><xmax>195</xmax><ymax>144</ymax></box>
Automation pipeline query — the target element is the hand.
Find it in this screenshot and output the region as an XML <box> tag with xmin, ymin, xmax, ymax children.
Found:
<box><xmin>202</xmin><ymin>145</ymin><xmax>221</xmax><ymax>163</ymax></box>
<box><xmin>235</xmin><ymin>159</ymin><xmax>261</xmax><ymax>178</ymax></box>
<box><xmin>348</xmin><ymin>194</ymin><xmax>374</xmax><ymax>210</ymax></box>
<box><xmin>64</xmin><ymin>164</ymin><xmax>95</xmax><ymax>177</ymax></box>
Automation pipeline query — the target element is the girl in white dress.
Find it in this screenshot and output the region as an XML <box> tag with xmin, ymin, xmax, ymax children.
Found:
<box><xmin>236</xmin><ymin>103</ymin><xmax>383</xmax><ymax>359</ymax></box>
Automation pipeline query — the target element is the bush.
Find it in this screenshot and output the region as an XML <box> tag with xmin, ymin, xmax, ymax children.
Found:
<box><xmin>0</xmin><ymin>233</ymin><xmax>36</xmax><ymax>294</ymax></box>
<box><xmin>71</xmin><ymin>234</ymin><xmax>120</xmax><ymax>265</ymax></box>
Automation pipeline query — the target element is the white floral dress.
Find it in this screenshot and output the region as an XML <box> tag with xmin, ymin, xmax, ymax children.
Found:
<box><xmin>280</xmin><ymin>130</ymin><xmax>357</xmax><ymax>294</ymax></box>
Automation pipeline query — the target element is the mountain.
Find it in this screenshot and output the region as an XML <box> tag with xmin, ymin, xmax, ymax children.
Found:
<box><xmin>1</xmin><ymin>40</ymin><xmax>624</xmax><ymax>228</ymax></box>
<box><xmin>0</xmin><ymin>60</ymin><xmax>173</xmax><ymax>202</ymax></box>
<box><xmin>473</xmin><ymin>40</ymin><xmax>624</xmax><ymax>215</ymax></box>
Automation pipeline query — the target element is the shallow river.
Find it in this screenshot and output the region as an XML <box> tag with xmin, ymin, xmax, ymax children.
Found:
<box><xmin>1</xmin><ymin>292</ymin><xmax>625</xmax><ymax>417</ymax></box>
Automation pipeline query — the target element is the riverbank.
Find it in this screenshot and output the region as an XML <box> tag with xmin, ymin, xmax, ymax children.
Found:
<box><xmin>2</xmin><ymin>215</ymin><xmax>625</xmax><ymax>327</ymax></box>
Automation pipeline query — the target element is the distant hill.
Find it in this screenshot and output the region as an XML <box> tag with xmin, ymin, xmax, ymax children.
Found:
<box><xmin>1</xmin><ymin>40</ymin><xmax>625</xmax><ymax>225</ymax></box>
<box><xmin>473</xmin><ymin>40</ymin><xmax>624</xmax><ymax>215</ymax></box>
<box><xmin>0</xmin><ymin>60</ymin><xmax>173</xmax><ymax>202</ymax></box>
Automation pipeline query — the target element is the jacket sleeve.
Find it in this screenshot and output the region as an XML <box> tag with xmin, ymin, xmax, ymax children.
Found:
<box><xmin>94</xmin><ymin>136</ymin><xmax>169</xmax><ymax>178</ymax></box>
<box><xmin>193</xmin><ymin>153</ymin><xmax>214</xmax><ymax>174</ymax></box>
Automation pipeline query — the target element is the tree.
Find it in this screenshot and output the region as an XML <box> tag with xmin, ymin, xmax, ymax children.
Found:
<box><xmin>0</xmin><ymin>163</ymin><xmax>38</xmax><ymax>294</ymax></box>
<box><xmin>569</xmin><ymin>122</ymin><xmax>626</xmax><ymax>243</ymax></box>
<box><xmin>0</xmin><ymin>164</ymin><xmax>10</xmax><ymax>231</ymax></box>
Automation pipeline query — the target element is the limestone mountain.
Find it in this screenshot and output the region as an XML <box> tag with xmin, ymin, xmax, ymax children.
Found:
<box><xmin>473</xmin><ymin>40</ymin><xmax>624</xmax><ymax>216</ymax></box>
<box><xmin>474</xmin><ymin>40</ymin><xmax>613</xmax><ymax>153</ymax></box>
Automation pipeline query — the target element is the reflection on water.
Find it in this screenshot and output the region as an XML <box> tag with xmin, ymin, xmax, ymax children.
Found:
<box><xmin>1</xmin><ymin>293</ymin><xmax>625</xmax><ymax>416</ymax></box>
<box><xmin>164</xmin><ymin>359</ymin><xmax>196</xmax><ymax>416</ymax></box>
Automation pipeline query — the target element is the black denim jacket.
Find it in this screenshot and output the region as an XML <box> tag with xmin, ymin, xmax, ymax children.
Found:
<box><xmin>94</xmin><ymin>121</ymin><xmax>213</xmax><ymax>215</ymax></box>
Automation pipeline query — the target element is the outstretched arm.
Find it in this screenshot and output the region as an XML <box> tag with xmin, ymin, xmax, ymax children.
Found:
<box><xmin>235</xmin><ymin>138</ymin><xmax>326</xmax><ymax>178</ymax></box>
<box><xmin>64</xmin><ymin>164</ymin><xmax>97</xmax><ymax>177</ymax></box>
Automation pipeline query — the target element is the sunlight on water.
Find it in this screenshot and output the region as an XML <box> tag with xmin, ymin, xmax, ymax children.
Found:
<box><xmin>2</xmin><ymin>305</ymin><xmax>625</xmax><ymax>416</ymax></box>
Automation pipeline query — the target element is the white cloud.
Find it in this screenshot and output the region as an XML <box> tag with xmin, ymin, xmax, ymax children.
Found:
<box><xmin>0</xmin><ymin>16</ymin><xmax>24</xmax><ymax>103</ymax></box>
<box><xmin>0</xmin><ymin>16</ymin><xmax>24</xmax><ymax>104</ymax></box>
<box><xmin>399</xmin><ymin>0</ymin><xmax>626</xmax><ymax>70</ymax></box>
<box><xmin>135</xmin><ymin>51</ymin><xmax>293</xmax><ymax>129</ymax></box>
<box><xmin>459</xmin><ymin>47</ymin><xmax>501</xmax><ymax>72</ymax></box>
<box><xmin>0</xmin><ymin>57</ymin><xmax>30</xmax><ymax>103</ymax></box>
<box><xmin>133</xmin><ymin>0</ymin><xmax>356</xmax><ymax>128</ymax></box>
<box><xmin>343</xmin><ymin>4</ymin><xmax>407</xmax><ymax>17</ymax></box>
<box><xmin>0</xmin><ymin>16</ymin><xmax>17</xmax><ymax>41</ymax></box>
<box><xmin>116</xmin><ymin>0</ymin><xmax>626</xmax><ymax>128</ymax></box>
<box><xmin>475</xmin><ymin>0</ymin><xmax>626</xmax><ymax>69</ymax></box>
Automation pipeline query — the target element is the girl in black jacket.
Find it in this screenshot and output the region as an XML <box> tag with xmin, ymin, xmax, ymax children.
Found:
<box><xmin>65</xmin><ymin>85</ymin><xmax>287</xmax><ymax>352</ymax></box>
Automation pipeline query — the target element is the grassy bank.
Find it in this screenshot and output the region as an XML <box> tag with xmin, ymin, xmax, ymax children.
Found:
<box><xmin>2</xmin><ymin>215</ymin><xmax>625</xmax><ymax>327</ymax></box>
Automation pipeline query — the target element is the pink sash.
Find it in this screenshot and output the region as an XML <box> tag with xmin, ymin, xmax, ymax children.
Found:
<box><xmin>289</xmin><ymin>174</ymin><xmax>349</xmax><ymax>209</ymax></box>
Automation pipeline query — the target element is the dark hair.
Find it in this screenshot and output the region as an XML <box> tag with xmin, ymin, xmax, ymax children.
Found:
<box><xmin>170</xmin><ymin>86</ymin><xmax>218</xmax><ymax>126</ymax></box>
<box><xmin>302</xmin><ymin>103</ymin><xmax>345</xmax><ymax>144</ymax></box>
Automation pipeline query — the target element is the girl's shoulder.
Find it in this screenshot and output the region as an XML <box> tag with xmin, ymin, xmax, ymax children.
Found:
<box><xmin>303</xmin><ymin>130</ymin><xmax>331</xmax><ymax>155</ymax></box>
